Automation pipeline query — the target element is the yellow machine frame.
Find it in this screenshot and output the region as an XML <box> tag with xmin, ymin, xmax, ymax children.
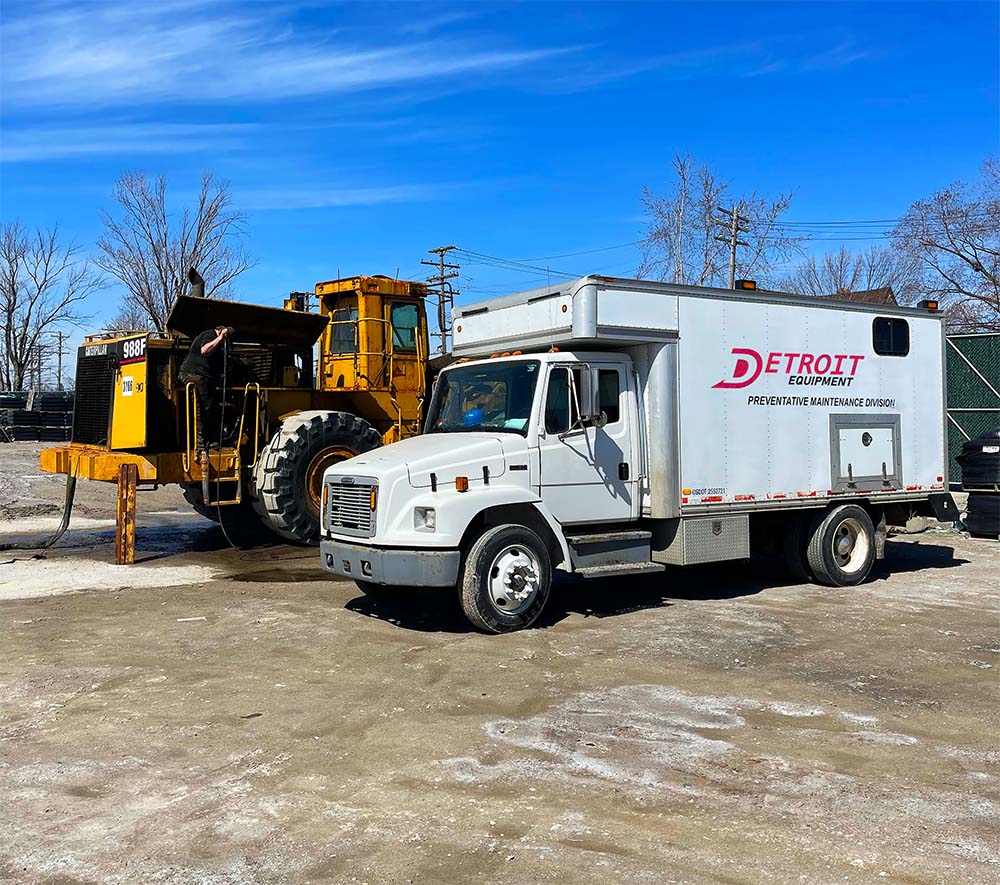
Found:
<box><xmin>40</xmin><ymin>275</ymin><xmax>431</xmax><ymax>494</ymax></box>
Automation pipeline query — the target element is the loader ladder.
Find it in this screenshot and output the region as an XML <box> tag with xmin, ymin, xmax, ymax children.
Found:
<box><xmin>184</xmin><ymin>382</ymin><xmax>262</xmax><ymax>506</ymax></box>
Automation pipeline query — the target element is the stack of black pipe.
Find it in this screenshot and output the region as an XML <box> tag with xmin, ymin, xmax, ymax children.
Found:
<box><xmin>957</xmin><ymin>427</ymin><xmax>1000</xmax><ymax>539</ymax></box>
<box><xmin>0</xmin><ymin>391</ymin><xmax>74</xmax><ymax>443</ymax></box>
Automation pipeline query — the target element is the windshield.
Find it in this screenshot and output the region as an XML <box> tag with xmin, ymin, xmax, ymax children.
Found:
<box><xmin>426</xmin><ymin>360</ymin><xmax>540</xmax><ymax>435</ymax></box>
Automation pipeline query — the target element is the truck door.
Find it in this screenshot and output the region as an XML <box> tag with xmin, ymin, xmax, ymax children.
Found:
<box><xmin>536</xmin><ymin>361</ymin><xmax>637</xmax><ymax>525</ymax></box>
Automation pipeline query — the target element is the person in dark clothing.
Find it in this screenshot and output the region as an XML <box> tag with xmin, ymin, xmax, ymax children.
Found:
<box><xmin>179</xmin><ymin>326</ymin><xmax>233</xmax><ymax>449</ymax></box>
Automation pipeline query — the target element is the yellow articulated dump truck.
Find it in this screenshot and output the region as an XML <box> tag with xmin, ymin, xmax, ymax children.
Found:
<box><xmin>40</xmin><ymin>274</ymin><xmax>431</xmax><ymax>544</ymax></box>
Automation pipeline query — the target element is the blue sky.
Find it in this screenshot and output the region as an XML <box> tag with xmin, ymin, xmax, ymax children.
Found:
<box><xmin>1</xmin><ymin>0</ymin><xmax>998</xmax><ymax>345</ymax></box>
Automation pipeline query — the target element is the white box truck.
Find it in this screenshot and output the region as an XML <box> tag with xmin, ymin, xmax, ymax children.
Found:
<box><xmin>319</xmin><ymin>275</ymin><xmax>958</xmax><ymax>633</ymax></box>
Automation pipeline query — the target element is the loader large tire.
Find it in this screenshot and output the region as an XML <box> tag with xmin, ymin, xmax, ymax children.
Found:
<box><xmin>251</xmin><ymin>411</ymin><xmax>382</xmax><ymax>544</ymax></box>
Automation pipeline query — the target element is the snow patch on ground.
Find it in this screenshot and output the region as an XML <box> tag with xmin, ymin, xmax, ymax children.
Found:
<box><xmin>764</xmin><ymin>701</ymin><xmax>826</xmax><ymax>717</ymax></box>
<box><xmin>840</xmin><ymin>711</ymin><xmax>881</xmax><ymax>727</ymax></box>
<box><xmin>0</xmin><ymin>556</ymin><xmax>219</xmax><ymax>600</ymax></box>
<box><xmin>0</xmin><ymin>514</ymin><xmax>117</xmax><ymax>535</ymax></box>
<box><xmin>850</xmin><ymin>730</ymin><xmax>920</xmax><ymax>746</ymax></box>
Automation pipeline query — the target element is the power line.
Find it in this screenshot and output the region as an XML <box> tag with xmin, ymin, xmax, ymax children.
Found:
<box><xmin>511</xmin><ymin>241</ymin><xmax>642</xmax><ymax>261</ymax></box>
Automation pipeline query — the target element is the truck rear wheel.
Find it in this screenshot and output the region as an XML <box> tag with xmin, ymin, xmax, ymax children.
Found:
<box><xmin>459</xmin><ymin>525</ymin><xmax>551</xmax><ymax>633</ymax></box>
<box><xmin>782</xmin><ymin>514</ymin><xmax>814</xmax><ymax>581</ymax></box>
<box><xmin>806</xmin><ymin>504</ymin><xmax>876</xmax><ymax>587</ymax></box>
<box><xmin>251</xmin><ymin>411</ymin><xmax>381</xmax><ymax>544</ymax></box>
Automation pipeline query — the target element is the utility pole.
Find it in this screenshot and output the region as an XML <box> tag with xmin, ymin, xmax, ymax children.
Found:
<box><xmin>714</xmin><ymin>204</ymin><xmax>750</xmax><ymax>289</ymax></box>
<box><xmin>421</xmin><ymin>246</ymin><xmax>460</xmax><ymax>354</ymax></box>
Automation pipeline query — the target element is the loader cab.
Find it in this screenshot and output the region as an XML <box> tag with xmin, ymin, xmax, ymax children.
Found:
<box><xmin>315</xmin><ymin>275</ymin><xmax>429</xmax><ymax>394</ymax></box>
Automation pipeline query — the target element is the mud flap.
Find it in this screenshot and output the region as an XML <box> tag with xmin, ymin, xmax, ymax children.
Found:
<box><xmin>929</xmin><ymin>492</ymin><xmax>960</xmax><ymax>523</ymax></box>
<box><xmin>875</xmin><ymin>511</ymin><xmax>887</xmax><ymax>560</ymax></box>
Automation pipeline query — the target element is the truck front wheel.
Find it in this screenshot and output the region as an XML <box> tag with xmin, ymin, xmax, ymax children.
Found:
<box><xmin>806</xmin><ymin>504</ymin><xmax>876</xmax><ymax>587</ymax></box>
<box><xmin>460</xmin><ymin>525</ymin><xmax>552</xmax><ymax>633</ymax></box>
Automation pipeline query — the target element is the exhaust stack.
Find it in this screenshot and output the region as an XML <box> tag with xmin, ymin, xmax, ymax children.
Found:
<box><xmin>187</xmin><ymin>267</ymin><xmax>205</xmax><ymax>298</ymax></box>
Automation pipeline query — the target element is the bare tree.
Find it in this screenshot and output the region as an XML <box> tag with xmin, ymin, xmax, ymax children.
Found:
<box><xmin>639</xmin><ymin>154</ymin><xmax>804</xmax><ymax>287</ymax></box>
<box><xmin>891</xmin><ymin>158</ymin><xmax>1000</xmax><ymax>329</ymax></box>
<box><xmin>0</xmin><ymin>223</ymin><xmax>102</xmax><ymax>391</ymax></box>
<box><xmin>781</xmin><ymin>245</ymin><xmax>924</xmax><ymax>303</ymax></box>
<box><xmin>106</xmin><ymin>299</ymin><xmax>149</xmax><ymax>332</ymax></box>
<box><xmin>96</xmin><ymin>171</ymin><xmax>254</xmax><ymax>331</ymax></box>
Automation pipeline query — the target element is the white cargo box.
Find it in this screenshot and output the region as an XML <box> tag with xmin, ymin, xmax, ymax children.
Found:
<box><xmin>455</xmin><ymin>275</ymin><xmax>947</xmax><ymax>517</ymax></box>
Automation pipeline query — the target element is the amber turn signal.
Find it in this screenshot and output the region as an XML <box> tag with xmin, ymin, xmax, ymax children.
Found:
<box><xmin>455</xmin><ymin>476</ymin><xmax>469</xmax><ymax>492</ymax></box>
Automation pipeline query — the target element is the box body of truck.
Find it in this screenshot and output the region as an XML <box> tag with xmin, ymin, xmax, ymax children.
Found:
<box><xmin>320</xmin><ymin>275</ymin><xmax>957</xmax><ymax>632</ymax></box>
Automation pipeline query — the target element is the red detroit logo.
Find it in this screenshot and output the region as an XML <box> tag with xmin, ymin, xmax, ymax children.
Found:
<box><xmin>713</xmin><ymin>348</ymin><xmax>865</xmax><ymax>389</ymax></box>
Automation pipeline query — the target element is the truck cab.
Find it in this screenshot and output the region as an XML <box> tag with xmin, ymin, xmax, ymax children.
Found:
<box><xmin>321</xmin><ymin>349</ymin><xmax>642</xmax><ymax>631</ymax></box>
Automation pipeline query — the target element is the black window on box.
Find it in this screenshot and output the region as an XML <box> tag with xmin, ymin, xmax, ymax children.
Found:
<box><xmin>873</xmin><ymin>317</ymin><xmax>910</xmax><ymax>356</ymax></box>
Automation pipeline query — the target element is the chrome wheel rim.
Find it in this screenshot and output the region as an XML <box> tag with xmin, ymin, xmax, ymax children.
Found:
<box><xmin>487</xmin><ymin>544</ymin><xmax>541</xmax><ymax>615</ymax></box>
<box><xmin>832</xmin><ymin>517</ymin><xmax>869</xmax><ymax>573</ymax></box>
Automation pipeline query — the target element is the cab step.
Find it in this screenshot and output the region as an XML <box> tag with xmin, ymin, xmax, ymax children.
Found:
<box><xmin>576</xmin><ymin>562</ymin><xmax>665</xmax><ymax>580</ymax></box>
<box><xmin>566</xmin><ymin>529</ymin><xmax>653</xmax><ymax>569</ymax></box>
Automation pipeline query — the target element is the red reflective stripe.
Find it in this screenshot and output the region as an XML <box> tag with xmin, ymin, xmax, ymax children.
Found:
<box><xmin>770</xmin><ymin>493</ymin><xmax>787</xmax><ymax>499</ymax></box>
<box><xmin>700</xmin><ymin>496</ymin><xmax>723</xmax><ymax>503</ymax></box>
<box><xmin>734</xmin><ymin>494</ymin><xmax>756</xmax><ymax>501</ymax></box>
<box><xmin>681</xmin><ymin>497</ymin><xmax>689</xmax><ymax>504</ymax></box>
<box><xmin>796</xmin><ymin>491</ymin><xmax>817</xmax><ymax>498</ymax></box>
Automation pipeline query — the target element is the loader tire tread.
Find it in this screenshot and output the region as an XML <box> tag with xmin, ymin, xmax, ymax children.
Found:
<box><xmin>251</xmin><ymin>410</ymin><xmax>381</xmax><ymax>545</ymax></box>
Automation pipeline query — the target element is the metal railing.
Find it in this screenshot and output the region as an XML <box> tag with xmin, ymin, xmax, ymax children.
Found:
<box><xmin>183</xmin><ymin>382</ymin><xmax>261</xmax><ymax>505</ymax></box>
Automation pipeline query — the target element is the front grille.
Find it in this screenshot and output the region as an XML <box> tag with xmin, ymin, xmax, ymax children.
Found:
<box><xmin>327</xmin><ymin>478</ymin><xmax>377</xmax><ymax>537</ymax></box>
<box><xmin>71</xmin><ymin>355</ymin><xmax>115</xmax><ymax>445</ymax></box>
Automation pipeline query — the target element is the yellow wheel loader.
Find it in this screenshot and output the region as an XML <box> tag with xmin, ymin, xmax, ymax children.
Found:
<box><xmin>40</xmin><ymin>273</ymin><xmax>433</xmax><ymax>545</ymax></box>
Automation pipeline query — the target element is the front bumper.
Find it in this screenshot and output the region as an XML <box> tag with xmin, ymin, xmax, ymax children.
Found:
<box><xmin>320</xmin><ymin>538</ymin><xmax>461</xmax><ymax>587</ymax></box>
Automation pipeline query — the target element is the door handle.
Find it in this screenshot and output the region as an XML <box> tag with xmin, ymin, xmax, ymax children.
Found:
<box><xmin>618</xmin><ymin>462</ymin><xmax>629</xmax><ymax>481</ymax></box>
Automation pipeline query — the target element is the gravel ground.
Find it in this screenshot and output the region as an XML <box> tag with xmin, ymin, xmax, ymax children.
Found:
<box><xmin>0</xmin><ymin>442</ymin><xmax>997</xmax><ymax>884</ymax></box>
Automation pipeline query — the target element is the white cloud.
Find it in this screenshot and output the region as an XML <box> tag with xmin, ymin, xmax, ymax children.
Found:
<box><xmin>0</xmin><ymin>1</ymin><xmax>578</xmax><ymax>109</ymax></box>
<box><xmin>400</xmin><ymin>9</ymin><xmax>484</xmax><ymax>36</ymax></box>
<box><xmin>238</xmin><ymin>182</ymin><xmax>448</xmax><ymax>211</ymax></box>
<box><xmin>0</xmin><ymin>123</ymin><xmax>258</xmax><ymax>163</ymax></box>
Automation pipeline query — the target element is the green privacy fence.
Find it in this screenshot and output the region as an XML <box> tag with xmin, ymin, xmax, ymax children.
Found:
<box><xmin>946</xmin><ymin>333</ymin><xmax>1000</xmax><ymax>485</ymax></box>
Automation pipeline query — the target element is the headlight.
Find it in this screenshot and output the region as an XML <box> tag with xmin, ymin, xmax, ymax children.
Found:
<box><xmin>414</xmin><ymin>506</ymin><xmax>436</xmax><ymax>532</ymax></box>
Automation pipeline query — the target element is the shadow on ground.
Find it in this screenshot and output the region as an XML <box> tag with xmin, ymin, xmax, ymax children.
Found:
<box><xmin>342</xmin><ymin>536</ymin><xmax>969</xmax><ymax>634</ymax></box>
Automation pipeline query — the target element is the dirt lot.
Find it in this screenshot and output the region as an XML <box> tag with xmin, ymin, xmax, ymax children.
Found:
<box><xmin>1</xmin><ymin>442</ymin><xmax>997</xmax><ymax>883</ymax></box>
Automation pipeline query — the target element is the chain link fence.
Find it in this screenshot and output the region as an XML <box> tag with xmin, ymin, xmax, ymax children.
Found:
<box><xmin>947</xmin><ymin>333</ymin><xmax>1000</xmax><ymax>484</ymax></box>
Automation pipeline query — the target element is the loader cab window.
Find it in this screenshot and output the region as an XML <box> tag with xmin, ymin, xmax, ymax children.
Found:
<box><xmin>873</xmin><ymin>317</ymin><xmax>909</xmax><ymax>356</ymax></box>
<box><xmin>597</xmin><ymin>369</ymin><xmax>621</xmax><ymax>425</ymax></box>
<box><xmin>390</xmin><ymin>302</ymin><xmax>419</xmax><ymax>352</ymax></box>
<box><xmin>329</xmin><ymin>303</ymin><xmax>358</xmax><ymax>354</ymax></box>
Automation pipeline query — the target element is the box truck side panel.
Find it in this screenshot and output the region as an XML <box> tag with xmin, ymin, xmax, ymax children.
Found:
<box><xmin>586</xmin><ymin>285</ymin><xmax>679</xmax><ymax>340</ymax></box>
<box><xmin>676</xmin><ymin>296</ymin><xmax>944</xmax><ymax>506</ymax></box>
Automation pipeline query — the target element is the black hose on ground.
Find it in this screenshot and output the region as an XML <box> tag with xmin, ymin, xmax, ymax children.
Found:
<box><xmin>0</xmin><ymin>466</ymin><xmax>77</xmax><ymax>552</ymax></box>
